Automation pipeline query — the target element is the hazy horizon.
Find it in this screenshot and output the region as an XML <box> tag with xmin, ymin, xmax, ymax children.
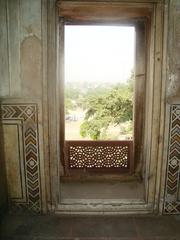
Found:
<box><xmin>65</xmin><ymin>25</ymin><xmax>135</xmax><ymax>84</ymax></box>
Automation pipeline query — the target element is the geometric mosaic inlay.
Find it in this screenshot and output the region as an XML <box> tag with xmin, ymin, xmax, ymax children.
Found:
<box><xmin>69</xmin><ymin>145</ymin><xmax>129</xmax><ymax>169</ymax></box>
<box><xmin>163</xmin><ymin>104</ymin><xmax>180</xmax><ymax>214</ymax></box>
<box><xmin>65</xmin><ymin>140</ymin><xmax>133</xmax><ymax>174</ymax></box>
<box><xmin>1</xmin><ymin>103</ymin><xmax>42</xmax><ymax>213</ymax></box>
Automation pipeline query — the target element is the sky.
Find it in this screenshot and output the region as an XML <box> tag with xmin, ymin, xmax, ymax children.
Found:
<box><xmin>65</xmin><ymin>25</ymin><xmax>135</xmax><ymax>84</ymax></box>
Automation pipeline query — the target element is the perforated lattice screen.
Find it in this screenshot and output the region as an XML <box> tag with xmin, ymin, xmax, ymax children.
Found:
<box><xmin>65</xmin><ymin>141</ymin><xmax>133</xmax><ymax>173</ymax></box>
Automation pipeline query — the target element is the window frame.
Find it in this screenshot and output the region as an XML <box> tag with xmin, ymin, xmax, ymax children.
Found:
<box><xmin>53</xmin><ymin>0</ymin><xmax>166</xmax><ymax>213</ymax></box>
<box><xmin>58</xmin><ymin>2</ymin><xmax>150</xmax><ymax>177</ymax></box>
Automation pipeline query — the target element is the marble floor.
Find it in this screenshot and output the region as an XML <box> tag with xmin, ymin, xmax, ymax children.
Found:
<box><xmin>1</xmin><ymin>214</ymin><xmax>180</xmax><ymax>240</ymax></box>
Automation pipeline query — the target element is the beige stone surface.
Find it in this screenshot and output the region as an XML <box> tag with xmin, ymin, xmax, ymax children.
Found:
<box><xmin>0</xmin><ymin>121</ymin><xmax>7</xmax><ymax>214</ymax></box>
<box><xmin>3</xmin><ymin>124</ymin><xmax>23</xmax><ymax>199</ymax></box>
<box><xmin>0</xmin><ymin>0</ymin><xmax>42</xmax><ymax>98</ymax></box>
<box><xmin>167</xmin><ymin>0</ymin><xmax>180</xmax><ymax>101</ymax></box>
<box><xmin>21</xmin><ymin>36</ymin><xmax>42</xmax><ymax>97</ymax></box>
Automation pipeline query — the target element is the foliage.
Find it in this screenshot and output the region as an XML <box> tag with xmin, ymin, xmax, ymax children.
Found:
<box><xmin>80</xmin><ymin>74</ymin><xmax>134</xmax><ymax>140</ymax></box>
<box><xmin>65</xmin><ymin>98</ymin><xmax>73</xmax><ymax>114</ymax></box>
<box><xmin>65</xmin><ymin>83</ymin><xmax>81</xmax><ymax>114</ymax></box>
<box><xmin>65</xmin><ymin>73</ymin><xmax>134</xmax><ymax>140</ymax></box>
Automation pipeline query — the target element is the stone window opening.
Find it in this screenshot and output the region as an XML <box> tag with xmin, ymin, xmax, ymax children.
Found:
<box><xmin>56</xmin><ymin>0</ymin><xmax>164</xmax><ymax>213</ymax></box>
<box><xmin>58</xmin><ymin>2</ymin><xmax>148</xmax><ymax>180</ymax></box>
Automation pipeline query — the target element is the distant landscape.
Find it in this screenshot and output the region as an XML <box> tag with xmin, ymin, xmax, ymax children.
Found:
<box><xmin>65</xmin><ymin>73</ymin><xmax>134</xmax><ymax>140</ymax></box>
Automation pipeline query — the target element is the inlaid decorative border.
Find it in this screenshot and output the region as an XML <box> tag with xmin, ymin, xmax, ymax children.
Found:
<box><xmin>1</xmin><ymin>103</ymin><xmax>42</xmax><ymax>213</ymax></box>
<box><xmin>163</xmin><ymin>104</ymin><xmax>180</xmax><ymax>214</ymax></box>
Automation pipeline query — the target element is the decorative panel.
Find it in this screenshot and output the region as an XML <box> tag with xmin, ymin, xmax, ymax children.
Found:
<box><xmin>65</xmin><ymin>140</ymin><xmax>133</xmax><ymax>174</ymax></box>
<box><xmin>163</xmin><ymin>104</ymin><xmax>180</xmax><ymax>214</ymax></box>
<box><xmin>1</xmin><ymin>103</ymin><xmax>42</xmax><ymax>213</ymax></box>
<box><xmin>3</xmin><ymin>122</ymin><xmax>25</xmax><ymax>200</ymax></box>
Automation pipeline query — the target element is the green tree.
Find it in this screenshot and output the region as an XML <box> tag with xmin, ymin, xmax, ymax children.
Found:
<box><xmin>80</xmin><ymin>76</ymin><xmax>134</xmax><ymax>140</ymax></box>
<box><xmin>65</xmin><ymin>98</ymin><xmax>73</xmax><ymax>114</ymax></box>
<box><xmin>65</xmin><ymin>84</ymin><xmax>80</xmax><ymax>113</ymax></box>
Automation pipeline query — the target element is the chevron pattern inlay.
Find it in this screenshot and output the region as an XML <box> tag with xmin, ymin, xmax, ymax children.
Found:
<box><xmin>1</xmin><ymin>104</ymin><xmax>41</xmax><ymax>213</ymax></box>
<box><xmin>164</xmin><ymin>104</ymin><xmax>180</xmax><ymax>214</ymax></box>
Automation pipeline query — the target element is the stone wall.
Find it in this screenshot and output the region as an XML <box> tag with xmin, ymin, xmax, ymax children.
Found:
<box><xmin>0</xmin><ymin>117</ymin><xmax>7</xmax><ymax>216</ymax></box>
<box><xmin>161</xmin><ymin>0</ymin><xmax>180</xmax><ymax>214</ymax></box>
<box><xmin>167</xmin><ymin>0</ymin><xmax>180</xmax><ymax>101</ymax></box>
<box><xmin>0</xmin><ymin>0</ymin><xmax>48</xmax><ymax>213</ymax></box>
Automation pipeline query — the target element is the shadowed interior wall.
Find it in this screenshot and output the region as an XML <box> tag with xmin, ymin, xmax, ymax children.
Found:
<box><xmin>0</xmin><ymin>116</ymin><xmax>7</xmax><ymax>216</ymax></box>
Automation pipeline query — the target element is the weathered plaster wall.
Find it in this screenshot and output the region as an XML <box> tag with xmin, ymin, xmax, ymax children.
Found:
<box><xmin>161</xmin><ymin>0</ymin><xmax>180</xmax><ymax>214</ymax></box>
<box><xmin>167</xmin><ymin>0</ymin><xmax>180</xmax><ymax>101</ymax></box>
<box><xmin>0</xmin><ymin>0</ymin><xmax>42</xmax><ymax>97</ymax></box>
<box><xmin>0</xmin><ymin>0</ymin><xmax>48</xmax><ymax>213</ymax></box>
